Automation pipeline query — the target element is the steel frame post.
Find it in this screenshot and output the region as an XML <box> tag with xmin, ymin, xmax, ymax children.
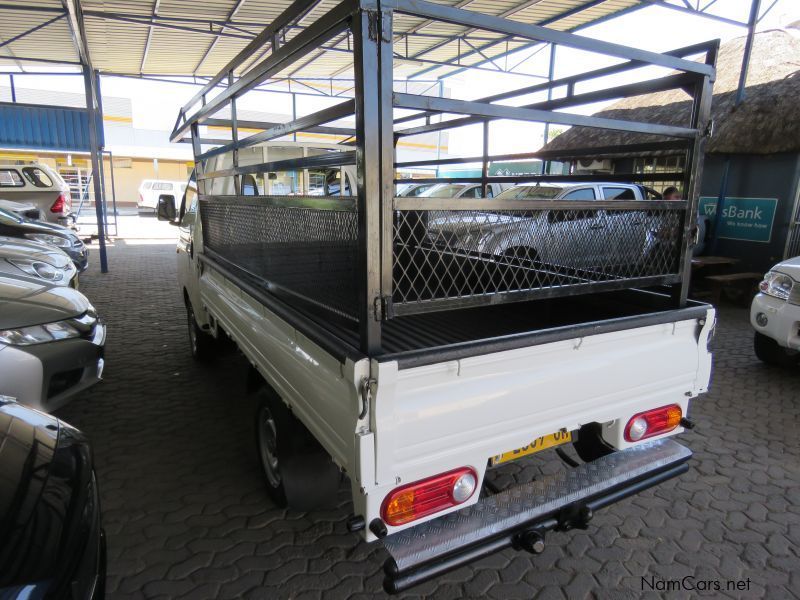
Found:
<box><xmin>353</xmin><ymin>1</ymin><xmax>391</xmax><ymax>354</ymax></box>
<box><xmin>83</xmin><ymin>65</ymin><xmax>109</xmax><ymax>273</ymax></box>
<box><xmin>675</xmin><ymin>45</ymin><xmax>716</xmax><ymax>306</ymax></box>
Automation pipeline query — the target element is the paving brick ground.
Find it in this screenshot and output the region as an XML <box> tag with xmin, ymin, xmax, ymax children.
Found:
<box><xmin>56</xmin><ymin>239</ymin><xmax>800</xmax><ymax>599</ymax></box>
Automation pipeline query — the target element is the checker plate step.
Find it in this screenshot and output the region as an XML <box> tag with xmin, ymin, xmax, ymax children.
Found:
<box><xmin>383</xmin><ymin>439</ymin><xmax>691</xmax><ymax>571</ymax></box>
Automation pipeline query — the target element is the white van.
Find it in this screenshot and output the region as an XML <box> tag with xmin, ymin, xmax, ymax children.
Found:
<box><xmin>0</xmin><ymin>163</ymin><xmax>73</xmax><ymax>226</ymax></box>
<box><xmin>138</xmin><ymin>179</ymin><xmax>188</xmax><ymax>211</ymax></box>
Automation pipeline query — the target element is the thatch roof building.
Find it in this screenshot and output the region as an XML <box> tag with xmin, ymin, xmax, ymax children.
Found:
<box><xmin>544</xmin><ymin>27</ymin><xmax>800</xmax><ymax>156</ymax></box>
<box><xmin>541</xmin><ymin>27</ymin><xmax>800</xmax><ymax>270</ymax></box>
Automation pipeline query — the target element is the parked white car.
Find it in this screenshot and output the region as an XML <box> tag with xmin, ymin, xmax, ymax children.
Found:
<box><xmin>0</xmin><ymin>163</ymin><xmax>73</xmax><ymax>225</ymax></box>
<box><xmin>138</xmin><ymin>179</ymin><xmax>189</xmax><ymax>211</ymax></box>
<box><xmin>750</xmin><ymin>256</ymin><xmax>800</xmax><ymax>366</ymax></box>
<box><xmin>0</xmin><ymin>237</ymin><xmax>77</xmax><ymax>288</ymax></box>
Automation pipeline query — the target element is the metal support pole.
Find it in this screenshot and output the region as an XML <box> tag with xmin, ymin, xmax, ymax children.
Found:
<box><xmin>83</xmin><ymin>65</ymin><xmax>108</xmax><ymax>273</ymax></box>
<box><xmin>675</xmin><ymin>45</ymin><xmax>716</xmax><ymax>306</ymax></box>
<box><xmin>711</xmin><ymin>0</ymin><xmax>759</xmax><ymax>254</ymax></box>
<box><xmin>481</xmin><ymin>120</ymin><xmax>489</xmax><ymax>197</ymax></box>
<box><xmin>542</xmin><ymin>44</ymin><xmax>556</xmax><ymax>147</ymax></box>
<box><xmin>229</xmin><ymin>71</ymin><xmax>241</xmax><ymax>195</ymax></box>
<box><xmin>353</xmin><ymin>2</ymin><xmax>391</xmax><ymax>354</ymax></box>
<box><xmin>9</xmin><ymin>74</ymin><xmax>15</xmax><ymax>103</ymax></box>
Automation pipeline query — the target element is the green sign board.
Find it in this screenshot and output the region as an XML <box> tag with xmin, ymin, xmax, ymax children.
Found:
<box><xmin>698</xmin><ymin>196</ymin><xmax>778</xmax><ymax>243</ymax></box>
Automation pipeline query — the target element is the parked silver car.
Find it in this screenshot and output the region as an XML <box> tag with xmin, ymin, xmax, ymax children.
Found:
<box><xmin>426</xmin><ymin>182</ymin><xmax>664</xmax><ymax>270</ymax></box>
<box><xmin>0</xmin><ymin>274</ymin><xmax>105</xmax><ymax>411</ymax></box>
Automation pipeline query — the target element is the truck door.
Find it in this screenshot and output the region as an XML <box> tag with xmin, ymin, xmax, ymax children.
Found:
<box><xmin>177</xmin><ymin>175</ymin><xmax>202</xmax><ymax>316</ymax></box>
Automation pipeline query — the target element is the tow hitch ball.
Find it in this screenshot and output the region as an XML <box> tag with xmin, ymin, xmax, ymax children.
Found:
<box><xmin>516</xmin><ymin>529</ymin><xmax>546</xmax><ymax>555</ymax></box>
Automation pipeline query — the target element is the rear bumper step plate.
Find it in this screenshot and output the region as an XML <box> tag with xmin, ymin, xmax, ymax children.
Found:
<box><xmin>383</xmin><ymin>438</ymin><xmax>692</xmax><ymax>594</ymax></box>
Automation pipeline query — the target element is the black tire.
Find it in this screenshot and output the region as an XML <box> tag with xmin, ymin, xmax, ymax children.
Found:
<box><xmin>754</xmin><ymin>332</ymin><xmax>798</xmax><ymax>367</ymax></box>
<box><xmin>186</xmin><ymin>301</ymin><xmax>215</xmax><ymax>361</ymax></box>
<box><xmin>254</xmin><ymin>386</ymin><xmax>341</xmax><ymax>510</ymax></box>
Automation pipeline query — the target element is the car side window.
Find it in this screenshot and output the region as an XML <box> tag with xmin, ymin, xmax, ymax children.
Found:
<box><xmin>180</xmin><ymin>186</ymin><xmax>198</xmax><ymax>227</ymax></box>
<box><xmin>22</xmin><ymin>167</ymin><xmax>54</xmax><ymax>188</ymax></box>
<box><xmin>0</xmin><ymin>169</ymin><xmax>24</xmax><ymax>187</ymax></box>
<box><xmin>461</xmin><ymin>186</ymin><xmax>482</xmax><ymax>198</ymax></box>
<box><xmin>602</xmin><ymin>187</ymin><xmax>635</xmax><ymax>200</ymax></box>
<box><xmin>550</xmin><ymin>188</ymin><xmax>597</xmax><ymax>222</ymax></box>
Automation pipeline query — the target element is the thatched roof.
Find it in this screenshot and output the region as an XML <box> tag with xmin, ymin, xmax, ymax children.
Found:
<box><xmin>543</xmin><ymin>28</ymin><xmax>800</xmax><ymax>156</ymax></box>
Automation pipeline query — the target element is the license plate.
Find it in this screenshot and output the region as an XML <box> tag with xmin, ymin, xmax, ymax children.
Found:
<box><xmin>490</xmin><ymin>430</ymin><xmax>572</xmax><ymax>466</ymax></box>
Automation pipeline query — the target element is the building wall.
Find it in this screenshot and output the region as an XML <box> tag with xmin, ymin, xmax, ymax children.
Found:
<box><xmin>701</xmin><ymin>152</ymin><xmax>800</xmax><ymax>271</ymax></box>
<box><xmin>103</xmin><ymin>157</ymin><xmax>192</xmax><ymax>206</ymax></box>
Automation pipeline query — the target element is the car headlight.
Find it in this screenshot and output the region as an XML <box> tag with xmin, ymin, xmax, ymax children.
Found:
<box><xmin>24</xmin><ymin>232</ymin><xmax>71</xmax><ymax>248</ymax></box>
<box><xmin>759</xmin><ymin>271</ymin><xmax>794</xmax><ymax>301</ymax></box>
<box><xmin>7</xmin><ymin>258</ymin><xmax>64</xmax><ymax>282</ymax></box>
<box><xmin>0</xmin><ymin>320</ymin><xmax>81</xmax><ymax>345</ymax></box>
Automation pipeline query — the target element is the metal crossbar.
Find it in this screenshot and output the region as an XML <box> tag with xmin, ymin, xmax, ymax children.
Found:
<box><xmin>392</xmin><ymin>200</ymin><xmax>686</xmax><ymax>315</ymax></box>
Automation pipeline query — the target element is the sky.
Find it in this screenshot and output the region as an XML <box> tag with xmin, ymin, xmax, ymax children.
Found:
<box><xmin>2</xmin><ymin>0</ymin><xmax>798</xmax><ymax>160</ymax></box>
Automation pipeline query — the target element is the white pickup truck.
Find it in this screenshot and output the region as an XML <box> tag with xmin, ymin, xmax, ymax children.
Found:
<box><xmin>160</xmin><ymin>175</ymin><xmax>714</xmax><ymax>593</ymax></box>
<box><xmin>161</xmin><ymin>0</ymin><xmax>717</xmax><ymax>589</ymax></box>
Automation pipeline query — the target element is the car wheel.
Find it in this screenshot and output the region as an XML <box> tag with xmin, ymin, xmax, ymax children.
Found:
<box><xmin>754</xmin><ymin>332</ymin><xmax>798</xmax><ymax>367</ymax></box>
<box><xmin>186</xmin><ymin>301</ymin><xmax>215</xmax><ymax>361</ymax></box>
<box><xmin>254</xmin><ymin>386</ymin><xmax>341</xmax><ymax>510</ymax></box>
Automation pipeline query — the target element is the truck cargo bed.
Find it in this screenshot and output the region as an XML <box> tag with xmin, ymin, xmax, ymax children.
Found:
<box><xmin>203</xmin><ymin>252</ymin><xmax>708</xmax><ymax>368</ymax></box>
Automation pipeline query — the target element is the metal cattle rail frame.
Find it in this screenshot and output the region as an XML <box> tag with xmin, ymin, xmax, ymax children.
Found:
<box><xmin>170</xmin><ymin>0</ymin><xmax>717</xmax><ymax>357</ymax></box>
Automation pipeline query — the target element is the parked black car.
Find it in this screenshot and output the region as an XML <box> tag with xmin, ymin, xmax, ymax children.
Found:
<box><xmin>0</xmin><ymin>207</ymin><xmax>88</xmax><ymax>272</ymax></box>
<box><xmin>0</xmin><ymin>398</ymin><xmax>106</xmax><ymax>599</ymax></box>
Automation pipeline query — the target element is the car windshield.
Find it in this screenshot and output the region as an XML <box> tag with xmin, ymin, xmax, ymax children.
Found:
<box><xmin>0</xmin><ymin>207</ymin><xmax>23</xmax><ymax>224</ymax></box>
<box><xmin>495</xmin><ymin>185</ymin><xmax>562</xmax><ymax>200</ymax></box>
<box><xmin>424</xmin><ymin>184</ymin><xmax>471</xmax><ymax>198</ymax></box>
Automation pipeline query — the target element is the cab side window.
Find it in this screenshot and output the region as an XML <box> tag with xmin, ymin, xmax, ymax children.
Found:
<box><xmin>0</xmin><ymin>169</ymin><xmax>24</xmax><ymax>187</ymax></box>
<box><xmin>180</xmin><ymin>186</ymin><xmax>198</xmax><ymax>227</ymax></box>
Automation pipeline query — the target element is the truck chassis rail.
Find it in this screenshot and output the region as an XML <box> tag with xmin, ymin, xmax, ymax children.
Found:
<box><xmin>382</xmin><ymin>439</ymin><xmax>691</xmax><ymax>594</ymax></box>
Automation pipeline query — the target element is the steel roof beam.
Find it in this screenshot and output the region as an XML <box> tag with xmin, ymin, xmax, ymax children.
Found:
<box><xmin>0</xmin><ymin>14</ymin><xmax>66</xmax><ymax>51</ymax></box>
<box><xmin>178</xmin><ymin>0</ymin><xmax>322</xmax><ymax>121</ymax></box>
<box><xmin>194</xmin><ymin>0</ymin><xmax>248</xmax><ymax>75</ymax></box>
<box><xmin>140</xmin><ymin>0</ymin><xmax>161</xmax><ymax>73</ymax></box>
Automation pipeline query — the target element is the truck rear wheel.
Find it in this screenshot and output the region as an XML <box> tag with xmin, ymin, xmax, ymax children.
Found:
<box><xmin>754</xmin><ymin>332</ymin><xmax>798</xmax><ymax>367</ymax></box>
<box><xmin>254</xmin><ymin>387</ymin><xmax>341</xmax><ymax>510</ymax></box>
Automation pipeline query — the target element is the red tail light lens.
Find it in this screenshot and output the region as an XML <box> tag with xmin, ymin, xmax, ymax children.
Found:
<box><xmin>50</xmin><ymin>192</ymin><xmax>70</xmax><ymax>213</ymax></box>
<box><xmin>624</xmin><ymin>404</ymin><xmax>683</xmax><ymax>442</ymax></box>
<box><xmin>381</xmin><ymin>467</ymin><xmax>477</xmax><ymax>526</ymax></box>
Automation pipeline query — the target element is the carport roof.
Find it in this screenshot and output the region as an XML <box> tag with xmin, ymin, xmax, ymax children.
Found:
<box><xmin>0</xmin><ymin>0</ymin><xmax>649</xmax><ymax>80</ymax></box>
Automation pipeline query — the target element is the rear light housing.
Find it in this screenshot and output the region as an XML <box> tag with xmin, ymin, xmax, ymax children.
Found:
<box><xmin>624</xmin><ymin>404</ymin><xmax>683</xmax><ymax>442</ymax></box>
<box><xmin>381</xmin><ymin>467</ymin><xmax>478</xmax><ymax>526</ymax></box>
<box><xmin>50</xmin><ymin>192</ymin><xmax>71</xmax><ymax>214</ymax></box>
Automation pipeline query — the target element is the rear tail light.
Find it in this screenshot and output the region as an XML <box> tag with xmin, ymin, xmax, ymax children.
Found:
<box><xmin>50</xmin><ymin>192</ymin><xmax>70</xmax><ymax>213</ymax></box>
<box><xmin>381</xmin><ymin>467</ymin><xmax>477</xmax><ymax>526</ymax></box>
<box><xmin>624</xmin><ymin>404</ymin><xmax>683</xmax><ymax>442</ymax></box>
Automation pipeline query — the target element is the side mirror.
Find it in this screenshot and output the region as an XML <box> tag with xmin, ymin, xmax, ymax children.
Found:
<box><xmin>157</xmin><ymin>194</ymin><xmax>176</xmax><ymax>222</ymax></box>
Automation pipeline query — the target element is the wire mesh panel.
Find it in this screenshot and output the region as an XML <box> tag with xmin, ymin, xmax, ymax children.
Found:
<box><xmin>392</xmin><ymin>199</ymin><xmax>687</xmax><ymax>315</ymax></box>
<box><xmin>200</xmin><ymin>196</ymin><xmax>359</xmax><ymax>320</ymax></box>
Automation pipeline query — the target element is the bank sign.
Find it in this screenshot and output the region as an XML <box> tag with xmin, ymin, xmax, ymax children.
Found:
<box><xmin>698</xmin><ymin>196</ymin><xmax>778</xmax><ymax>243</ymax></box>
